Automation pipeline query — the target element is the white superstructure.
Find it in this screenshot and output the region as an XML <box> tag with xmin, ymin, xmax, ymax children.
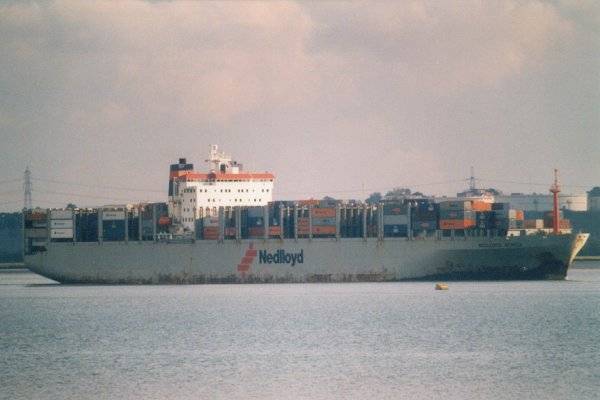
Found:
<box><xmin>494</xmin><ymin>193</ymin><xmax>587</xmax><ymax>212</ymax></box>
<box><xmin>168</xmin><ymin>145</ymin><xmax>275</xmax><ymax>231</ymax></box>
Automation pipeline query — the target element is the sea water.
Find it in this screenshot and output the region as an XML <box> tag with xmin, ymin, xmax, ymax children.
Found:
<box><xmin>1</xmin><ymin>262</ymin><xmax>599</xmax><ymax>399</ymax></box>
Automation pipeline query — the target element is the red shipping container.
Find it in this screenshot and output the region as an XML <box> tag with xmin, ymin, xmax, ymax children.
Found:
<box><xmin>297</xmin><ymin>217</ymin><xmax>310</xmax><ymax>226</ymax></box>
<box><xmin>158</xmin><ymin>216</ymin><xmax>171</xmax><ymax>226</ymax></box>
<box><xmin>312</xmin><ymin>225</ymin><xmax>336</xmax><ymax>235</ymax></box>
<box><xmin>439</xmin><ymin>219</ymin><xmax>475</xmax><ymax>230</ymax></box>
<box><xmin>248</xmin><ymin>227</ymin><xmax>265</xmax><ymax>237</ymax></box>
<box><xmin>311</xmin><ymin>208</ymin><xmax>336</xmax><ymax>218</ymax></box>
<box><xmin>298</xmin><ymin>199</ymin><xmax>320</xmax><ymax>206</ymax></box>
<box><xmin>471</xmin><ymin>201</ymin><xmax>491</xmax><ymax>212</ymax></box>
<box><xmin>203</xmin><ymin>227</ymin><xmax>219</xmax><ymax>240</ymax></box>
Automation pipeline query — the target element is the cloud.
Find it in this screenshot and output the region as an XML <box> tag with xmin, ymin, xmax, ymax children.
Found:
<box><xmin>1</xmin><ymin>0</ymin><xmax>318</xmax><ymax>127</ymax></box>
<box><xmin>0</xmin><ymin>0</ymin><xmax>597</xmax><ymax>210</ymax></box>
<box><xmin>306</xmin><ymin>1</ymin><xmax>573</xmax><ymax>92</ymax></box>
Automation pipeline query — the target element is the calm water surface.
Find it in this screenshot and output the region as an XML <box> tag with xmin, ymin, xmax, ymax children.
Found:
<box><xmin>1</xmin><ymin>262</ymin><xmax>599</xmax><ymax>400</ymax></box>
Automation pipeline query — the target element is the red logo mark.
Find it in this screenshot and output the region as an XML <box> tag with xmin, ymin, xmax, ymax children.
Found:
<box><xmin>237</xmin><ymin>243</ymin><xmax>257</xmax><ymax>274</ymax></box>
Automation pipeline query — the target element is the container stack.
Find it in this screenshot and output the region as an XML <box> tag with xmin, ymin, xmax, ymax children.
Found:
<box><xmin>514</xmin><ymin>210</ymin><xmax>525</xmax><ymax>229</ymax></box>
<box><xmin>295</xmin><ymin>205</ymin><xmax>336</xmax><ymax>237</ymax></box>
<box><xmin>268</xmin><ymin>203</ymin><xmax>283</xmax><ymax>238</ymax></box>
<box><xmin>223</xmin><ymin>208</ymin><xmax>236</xmax><ymax>239</ymax></box>
<box><xmin>488</xmin><ymin>203</ymin><xmax>510</xmax><ymax>231</ymax></box>
<box><xmin>489</xmin><ymin>203</ymin><xmax>525</xmax><ymax>231</ymax></box>
<box><xmin>366</xmin><ymin>206</ymin><xmax>378</xmax><ymax>238</ymax></box>
<box><xmin>383</xmin><ymin>203</ymin><xmax>408</xmax><ymax>237</ymax></box>
<box><xmin>140</xmin><ymin>205</ymin><xmax>155</xmax><ymax>240</ymax></box>
<box><xmin>439</xmin><ymin>201</ymin><xmax>475</xmax><ymax>230</ymax></box>
<box><xmin>201</xmin><ymin>216</ymin><xmax>219</xmax><ymax>240</ymax></box>
<box><xmin>155</xmin><ymin>203</ymin><xmax>170</xmax><ymax>235</ymax></box>
<box><xmin>102</xmin><ymin>209</ymin><xmax>125</xmax><ymax>241</ymax></box>
<box><xmin>244</xmin><ymin>207</ymin><xmax>265</xmax><ymax>238</ymax></box>
<box><xmin>75</xmin><ymin>210</ymin><xmax>98</xmax><ymax>242</ymax></box>
<box><xmin>524</xmin><ymin>219</ymin><xmax>544</xmax><ymax>229</ymax></box>
<box><xmin>310</xmin><ymin>206</ymin><xmax>336</xmax><ymax>237</ymax></box>
<box><xmin>50</xmin><ymin>209</ymin><xmax>74</xmax><ymax>242</ymax></box>
<box><xmin>24</xmin><ymin>210</ymin><xmax>48</xmax><ymax>249</ymax></box>
<box><xmin>475</xmin><ymin>210</ymin><xmax>495</xmax><ymax>230</ymax></box>
<box><xmin>127</xmin><ymin>209</ymin><xmax>139</xmax><ymax>241</ymax></box>
<box><xmin>411</xmin><ymin>200</ymin><xmax>438</xmax><ymax>234</ymax></box>
<box><xmin>543</xmin><ymin>211</ymin><xmax>565</xmax><ymax>229</ymax></box>
<box><xmin>280</xmin><ymin>206</ymin><xmax>295</xmax><ymax>239</ymax></box>
<box><xmin>340</xmin><ymin>206</ymin><xmax>363</xmax><ymax>238</ymax></box>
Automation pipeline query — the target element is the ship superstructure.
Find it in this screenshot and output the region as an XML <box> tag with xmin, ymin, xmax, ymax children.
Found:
<box><xmin>168</xmin><ymin>145</ymin><xmax>274</xmax><ymax>231</ymax></box>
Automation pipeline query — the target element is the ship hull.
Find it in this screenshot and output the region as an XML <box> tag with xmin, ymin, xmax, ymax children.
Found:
<box><xmin>25</xmin><ymin>234</ymin><xmax>589</xmax><ymax>284</ymax></box>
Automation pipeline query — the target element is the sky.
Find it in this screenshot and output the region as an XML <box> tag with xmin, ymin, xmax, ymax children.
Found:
<box><xmin>0</xmin><ymin>0</ymin><xmax>598</xmax><ymax>211</ymax></box>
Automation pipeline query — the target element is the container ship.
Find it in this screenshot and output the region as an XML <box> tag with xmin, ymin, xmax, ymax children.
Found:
<box><xmin>24</xmin><ymin>146</ymin><xmax>589</xmax><ymax>284</ymax></box>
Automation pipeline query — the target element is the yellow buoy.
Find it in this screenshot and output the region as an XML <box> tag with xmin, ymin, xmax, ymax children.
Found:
<box><xmin>435</xmin><ymin>283</ymin><xmax>449</xmax><ymax>290</ymax></box>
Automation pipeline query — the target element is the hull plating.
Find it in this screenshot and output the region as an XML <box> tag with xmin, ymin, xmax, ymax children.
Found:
<box><xmin>26</xmin><ymin>234</ymin><xmax>589</xmax><ymax>284</ymax></box>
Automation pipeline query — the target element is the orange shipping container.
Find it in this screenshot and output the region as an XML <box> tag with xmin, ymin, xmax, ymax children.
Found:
<box><xmin>158</xmin><ymin>216</ymin><xmax>171</xmax><ymax>226</ymax></box>
<box><xmin>269</xmin><ymin>226</ymin><xmax>282</xmax><ymax>236</ymax></box>
<box><xmin>471</xmin><ymin>201</ymin><xmax>491</xmax><ymax>212</ymax></box>
<box><xmin>28</xmin><ymin>212</ymin><xmax>47</xmax><ymax>221</ymax></box>
<box><xmin>524</xmin><ymin>219</ymin><xmax>544</xmax><ymax>229</ymax></box>
<box><xmin>312</xmin><ymin>208</ymin><xmax>336</xmax><ymax>218</ymax></box>
<box><xmin>203</xmin><ymin>227</ymin><xmax>219</xmax><ymax>240</ymax></box>
<box><xmin>297</xmin><ymin>217</ymin><xmax>309</xmax><ymax>227</ymax></box>
<box><xmin>439</xmin><ymin>219</ymin><xmax>475</xmax><ymax>230</ymax></box>
<box><xmin>297</xmin><ymin>226</ymin><xmax>336</xmax><ymax>235</ymax></box>
<box><xmin>248</xmin><ymin>227</ymin><xmax>265</xmax><ymax>237</ymax></box>
<box><xmin>298</xmin><ymin>199</ymin><xmax>320</xmax><ymax>206</ymax></box>
<box><xmin>312</xmin><ymin>225</ymin><xmax>336</xmax><ymax>235</ymax></box>
<box><xmin>516</xmin><ymin>210</ymin><xmax>524</xmax><ymax>220</ymax></box>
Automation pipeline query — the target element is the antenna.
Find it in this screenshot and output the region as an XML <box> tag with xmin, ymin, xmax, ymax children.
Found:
<box><xmin>23</xmin><ymin>166</ymin><xmax>32</xmax><ymax>210</ymax></box>
<box><xmin>549</xmin><ymin>169</ymin><xmax>560</xmax><ymax>234</ymax></box>
<box><xmin>469</xmin><ymin>166</ymin><xmax>476</xmax><ymax>191</ymax></box>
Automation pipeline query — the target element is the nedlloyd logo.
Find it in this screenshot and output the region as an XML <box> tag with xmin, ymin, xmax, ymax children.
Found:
<box><xmin>259</xmin><ymin>249</ymin><xmax>304</xmax><ymax>267</ymax></box>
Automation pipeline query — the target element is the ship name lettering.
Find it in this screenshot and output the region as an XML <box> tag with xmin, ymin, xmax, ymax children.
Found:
<box><xmin>258</xmin><ymin>249</ymin><xmax>304</xmax><ymax>266</ymax></box>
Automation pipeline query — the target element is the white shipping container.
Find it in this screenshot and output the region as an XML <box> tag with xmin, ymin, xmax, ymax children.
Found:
<box><xmin>50</xmin><ymin>209</ymin><xmax>73</xmax><ymax>220</ymax></box>
<box><xmin>50</xmin><ymin>228</ymin><xmax>73</xmax><ymax>238</ymax></box>
<box><xmin>103</xmin><ymin>211</ymin><xmax>125</xmax><ymax>220</ymax></box>
<box><xmin>383</xmin><ymin>214</ymin><xmax>409</xmax><ymax>225</ymax></box>
<box><xmin>50</xmin><ymin>219</ymin><xmax>73</xmax><ymax>229</ymax></box>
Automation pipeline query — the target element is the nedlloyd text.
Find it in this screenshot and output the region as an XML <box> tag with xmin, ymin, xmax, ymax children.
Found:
<box><xmin>258</xmin><ymin>249</ymin><xmax>304</xmax><ymax>266</ymax></box>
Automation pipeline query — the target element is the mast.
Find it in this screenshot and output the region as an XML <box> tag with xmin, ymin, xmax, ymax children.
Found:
<box><xmin>469</xmin><ymin>166</ymin><xmax>476</xmax><ymax>191</ymax></box>
<box><xmin>23</xmin><ymin>166</ymin><xmax>32</xmax><ymax>210</ymax></box>
<box><xmin>549</xmin><ymin>169</ymin><xmax>560</xmax><ymax>234</ymax></box>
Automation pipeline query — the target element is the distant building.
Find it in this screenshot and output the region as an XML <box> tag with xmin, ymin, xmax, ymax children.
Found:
<box><xmin>494</xmin><ymin>193</ymin><xmax>587</xmax><ymax>212</ymax></box>
<box><xmin>588</xmin><ymin>187</ymin><xmax>600</xmax><ymax>212</ymax></box>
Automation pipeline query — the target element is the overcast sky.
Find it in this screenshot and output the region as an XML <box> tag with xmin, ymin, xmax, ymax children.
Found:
<box><xmin>0</xmin><ymin>0</ymin><xmax>598</xmax><ymax>211</ymax></box>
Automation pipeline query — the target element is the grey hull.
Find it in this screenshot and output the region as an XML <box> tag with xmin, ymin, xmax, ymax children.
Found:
<box><xmin>25</xmin><ymin>234</ymin><xmax>589</xmax><ymax>284</ymax></box>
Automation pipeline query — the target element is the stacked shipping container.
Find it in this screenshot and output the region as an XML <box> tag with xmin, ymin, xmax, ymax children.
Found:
<box><xmin>27</xmin><ymin>198</ymin><xmax>572</xmax><ymax>246</ymax></box>
<box><xmin>411</xmin><ymin>200</ymin><xmax>438</xmax><ymax>233</ymax></box>
<box><xmin>439</xmin><ymin>201</ymin><xmax>475</xmax><ymax>230</ymax></box>
<box><xmin>383</xmin><ymin>203</ymin><xmax>408</xmax><ymax>237</ymax></box>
